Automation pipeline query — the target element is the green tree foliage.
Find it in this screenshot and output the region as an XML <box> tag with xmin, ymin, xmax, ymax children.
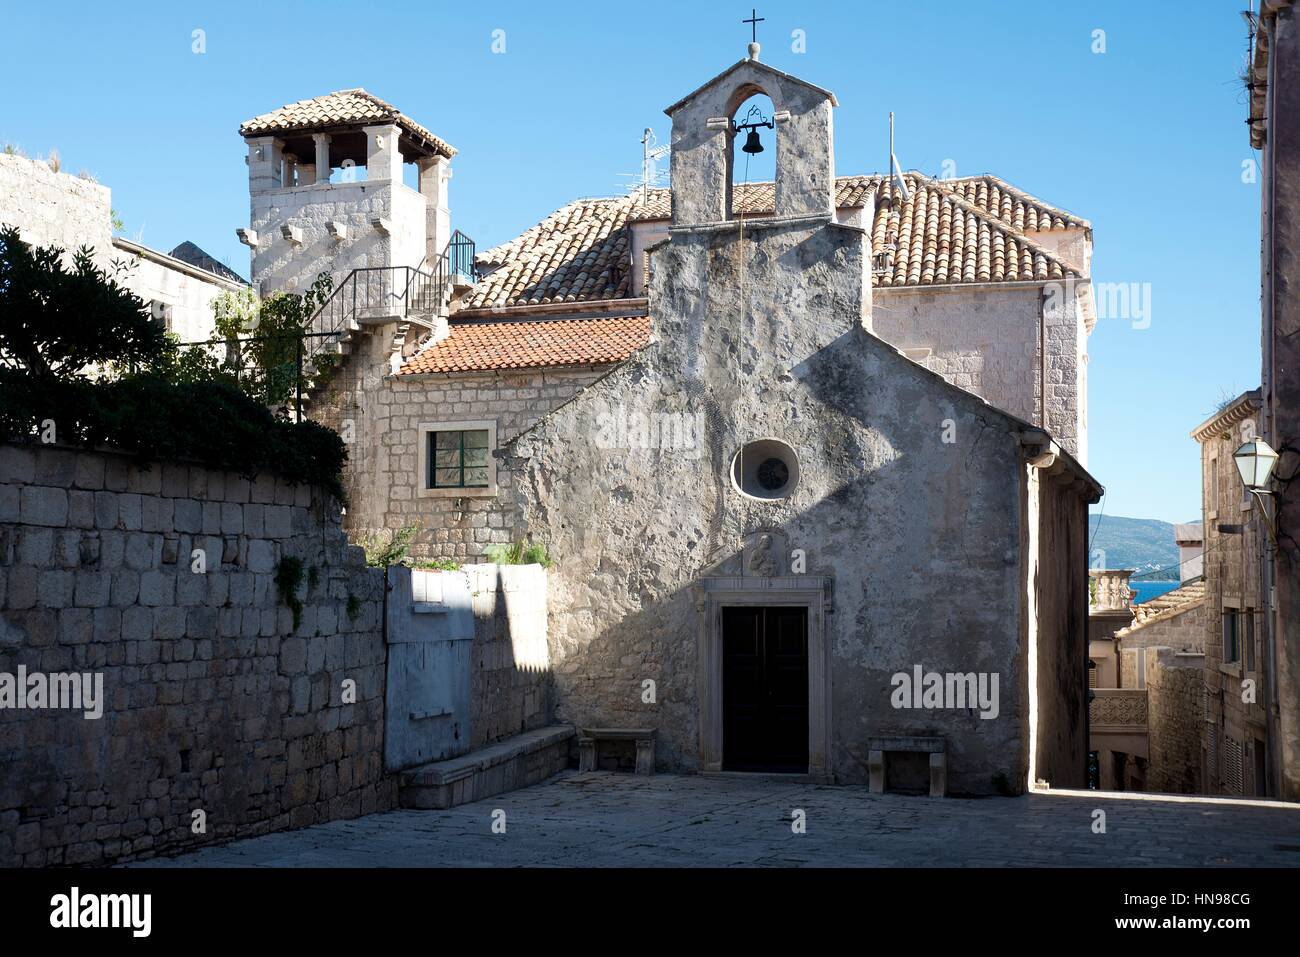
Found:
<box><xmin>0</xmin><ymin>225</ymin><xmax>166</xmax><ymax>380</ymax></box>
<box><xmin>0</xmin><ymin>230</ymin><xmax>347</xmax><ymax>498</ymax></box>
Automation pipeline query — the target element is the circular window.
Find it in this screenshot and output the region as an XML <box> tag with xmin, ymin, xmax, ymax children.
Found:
<box><xmin>732</xmin><ymin>439</ymin><xmax>799</xmax><ymax>500</ymax></box>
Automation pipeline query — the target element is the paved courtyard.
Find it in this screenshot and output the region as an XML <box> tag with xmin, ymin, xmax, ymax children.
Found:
<box><xmin>132</xmin><ymin>771</ymin><xmax>1300</xmax><ymax>868</ymax></box>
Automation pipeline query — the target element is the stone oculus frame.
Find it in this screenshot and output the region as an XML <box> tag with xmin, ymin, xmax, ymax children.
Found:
<box><xmin>417</xmin><ymin>419</ymin><xmax>498</xmax><ymax>498</ymax></box>
<box><xmin>690</xmin><ymin>530</ymin><xmax>834</xmax><ymax>781</ymax></box>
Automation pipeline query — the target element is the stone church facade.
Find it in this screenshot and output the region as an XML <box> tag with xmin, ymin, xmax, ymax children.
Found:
<box><xmin>239</xmin><ymin>54</ymin><xmax>1101</xmax><ymax>792</ymax></box>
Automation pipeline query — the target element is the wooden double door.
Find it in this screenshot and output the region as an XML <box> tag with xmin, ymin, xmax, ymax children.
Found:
<box><xmin>721</xmin><ymin>606</ymin><xmax>809</xmax><ymax>773</ymax></box>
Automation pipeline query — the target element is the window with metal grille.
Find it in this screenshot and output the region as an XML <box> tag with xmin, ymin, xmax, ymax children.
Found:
<box><xmin>427</xmin><ymin>429</ymin><xmax>490</xmax><ymax>489</ymax></box>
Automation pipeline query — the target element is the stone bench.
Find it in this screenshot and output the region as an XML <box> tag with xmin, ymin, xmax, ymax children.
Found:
<box><xmin>578</xmin><ymin>728</ymin><xmax>656</xmax><ymax>775</ymax></box>
<box><xmin>399</xmin><ymin>725</ymin><xmax>574</xmax><ymax>809</ymax></box>
<box><xmin>867</xmin><ymin>736</ymin><xmax>947</xmax><ymax>797</ymax></box>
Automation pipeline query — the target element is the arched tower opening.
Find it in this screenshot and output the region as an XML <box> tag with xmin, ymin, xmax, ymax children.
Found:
<box><xmin>725</xmin><ymin>88</ymin><xmax>776</xmax><ymax>220</ymax></box>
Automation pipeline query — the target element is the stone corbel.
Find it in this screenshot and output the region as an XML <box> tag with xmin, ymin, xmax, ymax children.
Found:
<box><xmin>706</xmin><ymin>117</ymin><xmax>732</xmax><ymax>131</ymax></box>
<box><xmin>280</xmin><ymin>224</ymin><xmax>304</xmax><ymax>246</ymax></box>
<box><xmin>773</xmin><ymin>110</ymin><xmax>792</xmax><ymax>125</ymax></box>
<box><xmin>326</xmin><ymin>221</ymin><xmax>348</xmax><ymax>241</ymax></box>
<box><xmin>236</xmin><ymin>228</ymin><xmax>259</xmax><ymax>248</ymax></box>
<box><xmin>371</xmin><ymin>217</ymin><xmax>392</xmax><ymax>236</ymax></box>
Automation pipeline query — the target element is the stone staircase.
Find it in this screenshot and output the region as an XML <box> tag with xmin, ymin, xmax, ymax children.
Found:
<box><xmin>298</xmin><ymin>231</ymin><xmax>478</xmax><ymax>412</ymax></box>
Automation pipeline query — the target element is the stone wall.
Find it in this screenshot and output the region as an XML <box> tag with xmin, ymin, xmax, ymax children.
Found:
<box><xmin>1145</xmin><ymin>646</ymin><xmax>1206</xmax><ymax>794</ymax></box>
<box><xmin>112</xmin><ymin>239</ymin><xmax>241</xmax><ymax>344</ymax></box>
<box><xmin>1196</xmin><ymin>402</ymin><xmax>1267</xmax><ymax>796</ymax></box>
<box><xmin>463</xmin><ymin>564</ymin><xmax>552</xmax><ymax>750</ymax></box>
<box><xmin>1117</xmin><ymin>600</ymin><xmax>1207</xmax><ymax>689</ymax></box>
<box><xmin>0</xmin><ymin>153</ymin><xmax>113</xmax><ymax>265</ymax></box>
<box><xmin>248</xmin><ymin>180</ymin><xmax>424</xmax><ymax>297</ymax></box>
<box><xmin>316</xmin><ymin>357</ymin><xmax>610</xmax><ymax>562</ymax></box>
<box><xmin>0</xmin><ymin>444</ymin><xmax>391</xmax><ymax>867</ymax></box>
<box><xmin>873</xmin><ymin>283</ymin><xmax>1087</xmax><ymax>465</ymax></box>
<box><xmin>0</xmin><ymin>153</ymin><xmax>227</xmax><ymax>344</ymax></box>
<box><xmin>1026</xmin><ymin>460</ymin><xmax>1091</xmax><ymax>789</ymax></box>
<box><xmin>505</xmin><ymin>208</ymin><xmax>1082</xmax><ymax>792</ymax></box>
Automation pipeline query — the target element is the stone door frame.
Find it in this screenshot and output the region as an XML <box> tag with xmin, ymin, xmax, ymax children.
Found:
<box><xmin>691</xmin><ymin>576</ymin><xmax>833</xmax><ymax>782</ymax></box>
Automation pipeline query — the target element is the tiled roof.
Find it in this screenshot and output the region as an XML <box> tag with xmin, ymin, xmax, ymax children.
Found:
<box><xmin>627</xmin><ymin>174</ymin><xmax>1088</xmax><ymax>231</ymax></box>
<box><xmin>462</xmin><ymin>173</ymin><xmax>1083</xmax><ymax>311</ymax></box>
<box><xmin>1119</xmin><ymin>582</ymin><xmax>1207</xmax><ymax>635</ymax></box>
<box><xmin>398</xmin><ymin>315</ymin><xmax>651</xmax><ymax>375</ymax></box>
<box><xmin>239</xmin><ymin>89</ymin><xmax>455</xmax><ymax>158</ymax></box>
<box><xmin>867</xmin><ymin>175</ymin><xmax>1080</xmax><ymax>287</ymax></box>
<box><xmin>464</xmin><ymin>197</ymin><xmax>636</xmax><ymax>310</ymax></box>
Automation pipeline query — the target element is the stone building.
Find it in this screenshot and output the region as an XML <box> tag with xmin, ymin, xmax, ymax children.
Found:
<box><xmin>236</xmin><ymin>86</ymin><xmax>1098</xmax><ymax>564</ymax></box>
<box><xmin>0</xmin><ymin>152</ymin><xmax>245</xmax><ymax>342</ymax></box>
<box><xmin>238</xmin><ymin>51</ymin><xmax>1102</xmax><ymax>792</ymax></box>
<box><xmin>1191</xmin><ymin>391</ymin><xmax>1271</xmax><ymax>796</ymax></box>
<box><xmin>1247</xmin><ymin>0</ymin><xmax>1300</xmax><ymax>801</ymax></box>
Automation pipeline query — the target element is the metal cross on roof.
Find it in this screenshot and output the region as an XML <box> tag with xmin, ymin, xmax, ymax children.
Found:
<box><xmin>743</xmin><ymin>8</ymin><xmax>765</xmax><ymax>43</ymax></box>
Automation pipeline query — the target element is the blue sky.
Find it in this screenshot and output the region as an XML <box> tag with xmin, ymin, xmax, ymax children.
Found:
<box><xmin>0</xmin><ymin>1</ymin><xmax>1260</xmax><ymax>525</ymax></box>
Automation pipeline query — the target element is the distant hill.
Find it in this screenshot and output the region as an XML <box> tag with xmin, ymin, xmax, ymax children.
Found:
<box><xmin>1087</xmin><ymin>515</ymin><xmax>1184</xmax><ymax>581</ymax></box>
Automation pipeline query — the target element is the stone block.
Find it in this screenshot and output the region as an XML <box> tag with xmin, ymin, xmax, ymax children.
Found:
<box><xmin>0</xmin><ymin>446</ymin><xmax>36</xmax><ymax>484</ymax></box>
<box><xmin>139</xmin><ymin>571</ymin><xmax>175</xmax><ymax>607</ymax></box>
<box><xmin>220</xmin><ymin>503</ymin><xmax>243</xmax><ymax>535</ymax></box>
<box><xmin>73</xmin><ymin>453</ymin><xmax>105</xmax><ymax>491</ymax></box>
<box><xmin>0</xmin><ymin>485</ymin><xmax>18</xmax><ymax>523</ymax></box>
<box><xmin>20</xmin><ymin>486</ymin><xmax>68</xmax><ymax>527</ymax></box>
<box><xmin>247</xmin><ymin>539</ymin><xmax>276</xmax><ymax>573</ymax></box>
<box><xmin>264</xmin><ymin>506</ymin><xmax>292</xmax><ymax>539</ymax></box>
<box><xmin>173</xmin><ymin>499</ymin><xmax>202</xmax><ymax>534</ymax></box>
<box><xmin>127</xmin><ymin>464</ymin><xmax>162</xmax><ymax>495</ymax></box>
<box><xmin>35</xmin><ymin>448</ymin><xmax>75</xmax><ymax>486</ymax></box>
<box><xmin>93</xmin><ymin>491</ymin><xmax>118</xmax><ymax>529</ymax></box>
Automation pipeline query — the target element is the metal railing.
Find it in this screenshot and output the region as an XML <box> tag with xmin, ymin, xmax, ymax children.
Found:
<box><xmin>304</xmin><ymin>231</ymin><xmax>478</xmax><ymax>371</ymax></box>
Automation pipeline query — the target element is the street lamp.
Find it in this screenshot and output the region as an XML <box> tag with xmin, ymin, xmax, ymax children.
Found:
<box><xmin>1234</xmin><ymin>439</ymin><xmax>1282</xmax><ymax>543</ymax></box>
<box><xmin>1234</xmin><ymin>439</ymin><xmax>1280</xmax><ymax>491</ymax></box>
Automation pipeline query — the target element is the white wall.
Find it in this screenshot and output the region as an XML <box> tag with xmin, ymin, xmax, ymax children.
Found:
<box><xmin>0</xmin><ymin>153</ymin><xmax>112</xmax><ymax>265</ymax></box>
<box><xmin>249</xmin><ymin>179</ymin><xmax>428</xmax><ymax>296</ymax></box>
<box><xmin>112</xmin><ymin>240</ymin><xmax>239</xmax><ymax>343</ymax></box>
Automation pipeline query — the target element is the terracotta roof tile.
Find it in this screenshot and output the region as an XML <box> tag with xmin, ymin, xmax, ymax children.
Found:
<box><xmin>463</xmin><ymin>173</ymin><xmax>1083</xmax><ymax>312</ymax></box>
<box><xmin>240</xmin><ymin>89</ymin><xmax>455</xmax><ymax>158</ymax></box>
<box><xmin>1117</xmin><ymin>581</ymin><xmax>1207</xmax><ymax>635</ymax></box>
<box><xmin>464</xmin><ymin>197</ymin><xmax>634</xmax><ymax>311</ymax></box>
<box><xmin>398</xmin><ymin>315</ymin><xmax>650</xmax><ymax>375</ymax></box>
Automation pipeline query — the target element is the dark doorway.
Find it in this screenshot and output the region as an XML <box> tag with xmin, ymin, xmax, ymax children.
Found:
<box><xmin>722</xmin><ymin>606</ymin><xmax>808</xmax><ymax>773</ymax></box>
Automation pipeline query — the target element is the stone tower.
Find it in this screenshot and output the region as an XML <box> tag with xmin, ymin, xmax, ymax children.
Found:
<box><xmin>238</xmin><ymin>89</ymin><xmax>455</xmax><ymax>296</ymax></box>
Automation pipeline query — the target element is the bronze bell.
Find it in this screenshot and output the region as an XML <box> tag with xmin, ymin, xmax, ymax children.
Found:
<box><xmin>741</xmin><ymin>128</ymin><xmax>764</xmax><ymax>154</ymax></box>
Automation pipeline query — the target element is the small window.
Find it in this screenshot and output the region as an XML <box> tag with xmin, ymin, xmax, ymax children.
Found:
<box><xmin>1245</xmin><ymin>610</ymin><xmax>1256</xmax><ymax>672</ymax></box>
<box><xmin>418</xmin><ymin>420</ymin><xmax>497</xmax><ymax>497</ymax></box>
<box><xmin>1223</xmin><ymin>610</ymin><xmax>1241</xmax><ymax>665</ymax></box>
<box><xmin>428</xmin><ymin>429</ymin><xmax>490</xmax><ymax>488</ymax></box>
<box><xmin>149</xmin><ymin>300</ymin><xmax>174</xmax><ymax>332</ymax></box>
<box><xmin>731</xmin><ymin>439</ymin><xmax>799</xmax><ymax>501</ymax></box>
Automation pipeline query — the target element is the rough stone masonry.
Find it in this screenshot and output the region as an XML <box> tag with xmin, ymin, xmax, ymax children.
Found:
<box><xmin>0</xmin><ymin>444</ymin><xmax>391</xmax><ymax>866</ymax></box>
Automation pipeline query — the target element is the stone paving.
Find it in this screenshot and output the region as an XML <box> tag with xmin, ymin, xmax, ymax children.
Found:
<box><xmin>132</xmin><ymin>771</ymin><xmax>1300</xmax><ymax>868</ymax></box>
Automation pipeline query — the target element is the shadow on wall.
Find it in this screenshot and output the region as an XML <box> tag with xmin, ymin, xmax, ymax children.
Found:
<box><xmin>503</xmin><ymin>320</ymin><xmax>1077</xmax><ymax>793</ymax></box>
